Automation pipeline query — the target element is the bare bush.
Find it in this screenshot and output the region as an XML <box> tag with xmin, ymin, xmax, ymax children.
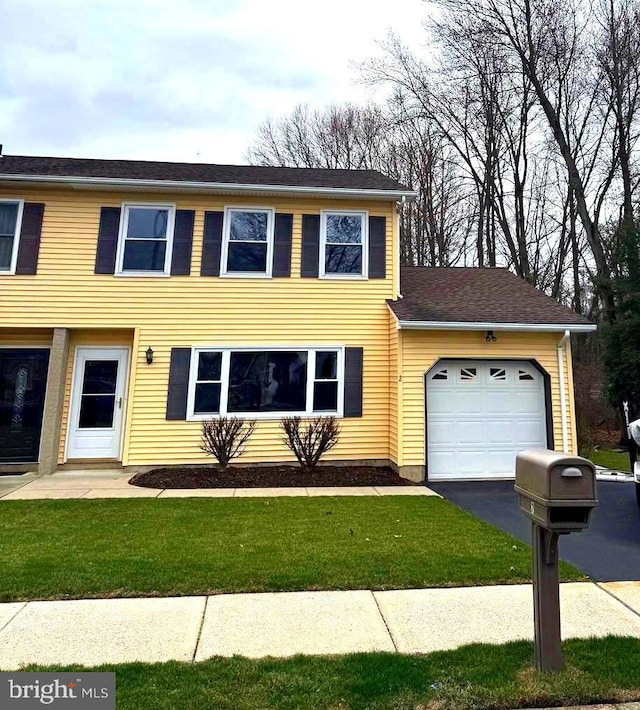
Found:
<box><xmin>200</xmin><ymin>417</ymin><xmax>256</xmax><ymax>469</ymax></box>
<box><xmin>280</xmin><ymin>416</ymin><xmax>340</xmax><ymax>472</ymax></box>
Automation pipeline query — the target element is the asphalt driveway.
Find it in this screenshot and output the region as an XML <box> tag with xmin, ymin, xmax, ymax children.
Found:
<box><xmin>428</xmin><ymin>480</ymin><xmax>640</xmax><ymax>582</ymax></box>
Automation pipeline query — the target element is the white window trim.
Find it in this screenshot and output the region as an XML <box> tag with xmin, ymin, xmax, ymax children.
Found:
<box><xmin>187</xmin><ymin>345</ymin><xmax>345</xmax><ymax>420</ymax></box>
<box><xmin>221</xmin><ymin>206</ymin><xmax>275</xmax><ymax>278</ymax></box>
<box><xmin>0</xmin><ymin>199</ymin><xmax>25</xmax><ymax>275</ymax></box>
<box><xmin>319</xmin><ymin>209</ymin><xmax>368</xmax><ymax>280</ymax></box>
<box><xmin>115</xmin><ymin>202</ymin><xmax>176</xmax><ymax>277</ymax></box>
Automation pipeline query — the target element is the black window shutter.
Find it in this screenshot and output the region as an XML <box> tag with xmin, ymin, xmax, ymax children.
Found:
<box><xmin>94</xmin><ymin>207</ymin><xmax>121</xmax><ymax>274</ymax></box>
<box><xmin>301</xmin><ymin>214</ymin><xmax>320</xmax><ymax>277</ymax></box>
<box><xmin>15</xmin><ymin>202</ymin><xmax>45</xmax><ymax>275</ymax></box>
<box><xmin>170</xmin><ymin>209</ymin><xmax>195</xmax><ymax>275</ymax></box>
<box><xmin>344</xmin><ymin>347</ymin><xmax>364</xmax><ymax>418</ymax></box>
<box><xmin>166</xmin><ymin>348</ymin><xmax>192</xmax><ymax>420</ymax></box>
<box><xmin>368</xmin><ymin>216</ymin><xmax>386</xmax><ymax>279</ymax></box>
<box><xmin>201</xmin><ymin>211</ymin><xmax>223</xmax><ymax>276</ymax></box>
<box><xmin>272</xmin><ymin>213</ymin><xmax>293</xmax><ymax>277</ymax></box>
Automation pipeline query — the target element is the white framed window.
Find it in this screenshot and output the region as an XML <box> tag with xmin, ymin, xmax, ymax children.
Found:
<box><xmin>0</xmin><ymin>199</ymin><xmax>24</xmax><ymax>274</ymax></box>
<box><xmin>221</xmin><ymin>207</ymin><xmax>275</xmax><ymax>277</ymax></box>
<box><xmin>188</xmin><ymin>346</ymin><xmax>344</xmax><ymax>419</ymax></box>
<box><xmin>320</xmin><ymin>210</ymin><xmax>368</xmax><ymax>278</ymax></box>
<box><xmin>116</xmin><ymin>203</ymin><xmax>175</xmax><ymax>276</ymax></box>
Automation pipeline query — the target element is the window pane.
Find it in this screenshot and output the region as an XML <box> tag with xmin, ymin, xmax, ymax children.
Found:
<box><xmin>194</xmin><ymin>383</ymin><xmax>221</xmax><ymax>414</ymax></box>
<box><xmin>325</xmin><ymin>245</ymin><xmax>362</xmax><ymax>274</ymax></box>
<box><xmin>0</xmin><ymin>203</ymin><xmax>18</xmax><ymax>237</ymax></box>
<box><xmin>229</xmin><ymin>211</ymin><xmax>268</xmax><ymax>242</ymax></box>
<box><xmin>227</xmin><ymin>242</ymin><xmax>267</xmax><ymax>272</ymax></box>
<box><xmin>325</xmin><ymin>214</ymin><xmax>362</xmax><ymax>244</ymax></box>
<box><xmin>126</xmin><ymin>208</ymin><xmax>168</xmax><ymax>239</ymax></box>
<box><xmin>79</xmin><ymin>395</ymin><xmax>115</xmax><ymax>428</ymax></box>
<box><xmin>315</xmin><ymin>351</ymin><xmax>337</xmax><ymax>379</ymax></box>
<box><xmin>198</xmin><ymin>352</ymin><xmax>222</xmax><ymax>381</ymax></box>
<box><xmin>82</xmin><ymin>361</ymin><xmax>118</xmax><ymax>394</ymax></box>
<box><xmin>228</xmin><ymin>351</ymin><xmax>307</xmax><ymax>412</ymax></box>
<box><xmin>313</xmin><ymin>382</ymin><xmax>338</xmax><ymax>411</ymax></box>
<box><xmin>0</xmin><ymin>235</ymin><xmax>14</xmax><ymax>269</ymax></box>
<box><xmin>122</xmin><ymin>240</ymin><xmax>167</xmax><ymax>271</ymax></box>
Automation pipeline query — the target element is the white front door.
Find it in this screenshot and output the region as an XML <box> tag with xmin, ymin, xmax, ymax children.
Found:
<box><xmin>426</xmin><ymin>360</ymin><xmax>547</xmax><ymax>480</ymax></box>
<box><xmin>67</xmin><ymin>348</ymin><xmax>129</xmax><ymax>459</ymax></box>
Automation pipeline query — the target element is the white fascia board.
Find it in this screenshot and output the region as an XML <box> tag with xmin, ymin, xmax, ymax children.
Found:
<box><xmin>396</xmin><ymin>320</ymin><xmax>597</xmax><ymax>333</ymax></box>
<box><xmin>0</xmin><ymin>173</ymin><xmax>417</xmax><ymax>201</ymax></box>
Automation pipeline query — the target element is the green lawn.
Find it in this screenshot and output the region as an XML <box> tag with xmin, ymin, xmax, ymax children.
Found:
<box><xmin>0</xmin><ymin>497</ymin><xmax>583</xmax><ymax>602</ymax></box>
<box><xmin>29</xmin><ymin>637</ymin><xmax>640</xmax><ymax>709</ymax></box>
<box><xmin>590</xmin><ymin>448</ymin><xmax>632</xmax><ymax>472</ymax></box>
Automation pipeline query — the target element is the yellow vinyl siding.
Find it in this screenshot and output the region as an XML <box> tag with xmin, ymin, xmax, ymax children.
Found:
<box><xmin>398</xmin><ymin>329</ymin><xmax>577</xmax><ymax>468</ymax></box>
<box><xmin>388</xmin><ymin>316</ymin><xmax>400</xmax><ymax>465</ymax></box>
<box><xmin>0</xmin><ymin>187</ymin><xmax>396</xmax><ymax>466</ymax></box>
<box><xmin>564</xmin><ymin>337</ymin><xmax>578</xmax><ymax>452</ymax></box>
<box><xmin>0</xmin><ymin>329</ymin><xmax>53</xmax><ymax>347</ymax></box>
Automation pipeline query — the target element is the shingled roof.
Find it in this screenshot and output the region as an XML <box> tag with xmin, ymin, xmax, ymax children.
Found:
<box><xmin>0</xmin><ymin>154</ymin><xmax>412</xmax><ymax>194</ymax></box>
<box><xmin>388</xmin><ymin>267</ymin><xmax>594</xmax><ymax>329</ymax></box>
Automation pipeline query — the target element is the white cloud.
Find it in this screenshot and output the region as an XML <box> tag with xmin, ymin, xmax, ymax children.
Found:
<box><xmin>0</xmin><ymin>0</ymin><xmax>429</xmax><ymax>163</ymax></box>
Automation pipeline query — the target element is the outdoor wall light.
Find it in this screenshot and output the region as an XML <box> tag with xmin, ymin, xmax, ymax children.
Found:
<box><xmin>485</xmin><ymin>330</ymin><xmax>497</xmax><ymax>343</ymax></box>
<box><xmin>145</xmin><ymin>346</ymin><xmax>154</xmax><ymax>365</ymax></box>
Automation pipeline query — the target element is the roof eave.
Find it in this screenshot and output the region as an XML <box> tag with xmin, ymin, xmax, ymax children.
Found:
<box><xmin>0</xmin><ymin>173</ymin><xmax>417</xmax><ymax>201</ymax></box>
<box><xmin>394</xmin><ymin>318</ymin><xmax>596</xmax><ymax>333</ymax></box>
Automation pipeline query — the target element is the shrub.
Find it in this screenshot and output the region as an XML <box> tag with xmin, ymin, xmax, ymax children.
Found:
<box><xmin>280</xmin><ymin>416</ymin><xmax>340</xmax><ymax>472</ymax></box>
<box><xmin>200</xmin><ymin>417</ymin><xmax>256</xmax><ymax>469</ymax></box>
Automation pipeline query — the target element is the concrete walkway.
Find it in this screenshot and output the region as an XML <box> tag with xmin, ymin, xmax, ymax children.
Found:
<box><xmin>0</xmin><ymin>471</ymin><xmax>439</xmax><ymax>500</ymax></box>
<box><xmin>0</xmin><ymin>581</ymin><xmax>639</xmax><ymax>669</ymax></box>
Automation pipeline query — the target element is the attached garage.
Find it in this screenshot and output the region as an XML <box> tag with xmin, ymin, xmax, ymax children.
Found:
<box><xmin>387</xmin><ymin>266</ymin><xmax>598</xmax><ymax>483</ymax></box>
<box><xmin>425</xmin><ymin>359</ymin><xmax>548</xmax><ymax>480</ymax></box>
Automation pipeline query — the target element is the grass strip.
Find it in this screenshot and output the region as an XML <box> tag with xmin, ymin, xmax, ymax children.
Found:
<box><xmin>590</xmin><ymin>448</ymin><xmax>632</xmax><ymax>472</ymax></box>
<box><xmin>0</xmin><ymin>497</ymin><xmax>583</xmax><ymax>601</ymax></box>
<box><xmin>24</xmin><ymin>636</ymin><xmax>640</xmax><ymax>709</ymax></box>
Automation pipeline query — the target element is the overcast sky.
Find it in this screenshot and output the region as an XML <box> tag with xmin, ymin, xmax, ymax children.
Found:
<box><xmin>0</xmin><ymin>0</ymin><xmax>428</xmax><ymax>164</ymax></box>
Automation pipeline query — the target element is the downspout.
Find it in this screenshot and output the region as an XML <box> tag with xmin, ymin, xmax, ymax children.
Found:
<box><xmin>396</xmin><ymin>198</ymin><xmax>404</xmax><ymax>299</ymax></box>
<box><xmin>557</xmin><ymin>330</ymin><xmax>570</xmax><ymax>452</ymax></box>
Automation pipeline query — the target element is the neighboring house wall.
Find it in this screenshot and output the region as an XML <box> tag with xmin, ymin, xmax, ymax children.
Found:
<box><xmin>397</xmin><ymin>329</ymin><xmax>578</xmax><ymax>478</ymax></box>
<box><xmin>0</xmin><ymin>187</ymin><xmax>398</xmax><ymax>467</ymax></box>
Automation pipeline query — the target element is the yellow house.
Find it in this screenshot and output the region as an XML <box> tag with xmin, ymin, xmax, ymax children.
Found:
<box><xmin>0</xmin><ymin>154</ymin><xmax>595</xmax><ymax>481</ymax></box>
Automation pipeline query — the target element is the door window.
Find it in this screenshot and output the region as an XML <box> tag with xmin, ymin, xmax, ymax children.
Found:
<box><xmin>78</xmin><ymin>360</ymin><xmax>118</xmax><ymax>429</ymax></box>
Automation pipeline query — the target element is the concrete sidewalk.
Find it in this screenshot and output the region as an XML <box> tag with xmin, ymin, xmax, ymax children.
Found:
<box><xmin>0</xmin><ymin>471</ymin><xmax>438</xmax><ymax>500</ymax></box>
<box><xmin>0</xmin><ymin>581</ymin><xmax>639</xmax><ymax>669</ymax></box>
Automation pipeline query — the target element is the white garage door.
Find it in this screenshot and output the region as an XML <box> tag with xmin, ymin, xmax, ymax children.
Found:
<box><xmin>426</xmin><ymin>360</ymin><xmax>547</xmax><ymax>480</ymax></box>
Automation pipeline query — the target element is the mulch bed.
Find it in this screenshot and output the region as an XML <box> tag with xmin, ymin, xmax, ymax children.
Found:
<box><xmin>129</xmin><ymin>465</ymin><xmax>415</xmax><ymax>489</ymax></box>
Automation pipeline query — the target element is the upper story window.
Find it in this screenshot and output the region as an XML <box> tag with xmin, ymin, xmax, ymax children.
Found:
<box><xmin>116</xmin><ymin>204</ymin><xmax>175</xmax><ymax>276</ymax></box>
<box><xmin>222</xmin><ymin>207</ymin><xmax>274</xmax><ymax>277</ymax></box>
<box><xmin>320</xmin><ymin>211</ymin><xmax>368</xmax><ymax>278</ymax></box>
<box><xmin>0</xmin><ymin>200</ymin><xmax>24</xmax><ymax>274</ymax></box>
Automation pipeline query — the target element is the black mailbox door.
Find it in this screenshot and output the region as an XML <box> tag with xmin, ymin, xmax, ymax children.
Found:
<box><xmin>0</xmin><ymin>349</ymin><xmax>50</xmax><ymax>463</ymax></box>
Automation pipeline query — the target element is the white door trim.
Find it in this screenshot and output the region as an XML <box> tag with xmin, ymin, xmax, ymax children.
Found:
<box><xmin>65</xmin><ymin>347</ymin><xmax>130</xmax><ymax>461</ymax></box>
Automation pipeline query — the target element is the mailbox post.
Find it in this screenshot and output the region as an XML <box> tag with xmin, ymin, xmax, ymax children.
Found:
<box><xmin>515</xmin><ymin>450</ymin><xmax>598</xmax><ymax>671</ymax></box>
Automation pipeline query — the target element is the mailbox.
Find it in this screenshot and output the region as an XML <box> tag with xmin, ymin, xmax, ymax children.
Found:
<box><xmin>515</xmin><ymin>449</ymin><xmax>598</xmax><ymax>533</ymax></box>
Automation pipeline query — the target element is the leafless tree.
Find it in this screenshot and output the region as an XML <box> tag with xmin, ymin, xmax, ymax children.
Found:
<box><xmin>246</xmin><ymin>101</ymin><xmax>472</xmax><ymax>266</ymax></box>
